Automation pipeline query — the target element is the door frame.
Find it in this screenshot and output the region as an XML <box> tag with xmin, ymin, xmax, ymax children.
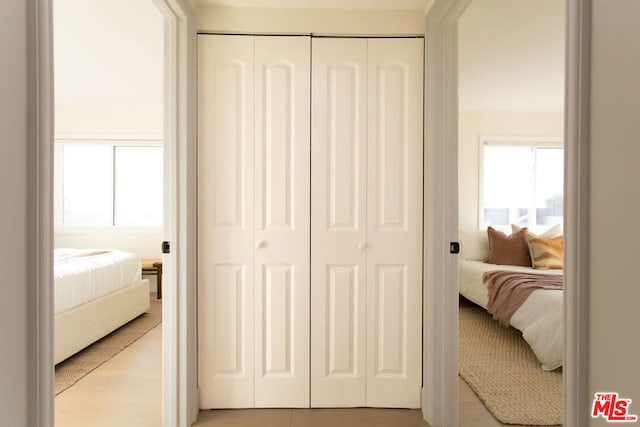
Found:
<box><xmin>152</xmin><ymin>0</ymin><xmax>199</xmax><ymax>425</ymax></box>
<box><xmin>421</xmin><ymin>0</ymin><xmax>591</xmax><ymax>426</ymax></box>
<box><xmin>29</xmin><ymin>0</ymin><xmax>199</xmax><ymax>426</ymax></box>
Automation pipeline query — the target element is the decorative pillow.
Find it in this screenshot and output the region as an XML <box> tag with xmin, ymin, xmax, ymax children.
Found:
<box><xmin>528</xmin><ymin>235</ymin><xmax>563</xmax><ymax>269</ymax></box>
<box><xmin>486</xmin><ymin>226</ymin><xmax>532</xmax><ymax>267</ymax></box>
<box><xmin>459</xmin><ymin>227</ymin><xmax>489</xmax><ymax>261</ymax></box>
<box><xmin>511</xmin><ymin>223</ymin><xmax>562</xmax><ymax>239</ymax></box>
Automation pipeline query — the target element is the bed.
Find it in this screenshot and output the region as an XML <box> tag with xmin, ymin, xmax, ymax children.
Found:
<box><xmin>458</xmin><ymin>226</ymin><xmax>563</xmax><ymax>371</ymax></box>
<box><xmin>54</xmin><ymin>248</ymin><xmax>150</xmax><ymax>365</ymax></box>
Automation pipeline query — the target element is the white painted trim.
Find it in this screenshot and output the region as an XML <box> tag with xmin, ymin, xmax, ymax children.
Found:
<box><xmin>423</xmin><ymin>0</ymin><xmax>589</xmax><ymax>426</ymax></box>
<box><xmin>564</xmin><ymin>0</ymin><xmax>591</xmax><ymax>425</ymax></box>
<box><xmin>29</xmin><ymin>0</ymin><xmax>55</xmax><ymax>424</ymax></box>
<box><xmin>55</xmin><ymin>226</ymin><xmax>164</xmax><ymax>234</ymax></box>
<box><xmin>479</xmin><ymin>135</ymin><xmax>564</xmax><ymax>146</ymax></box>
<box><xmin>152</xmin><ymin>0</ymin><xmax>198</xmax><ymax>425</ymax></box>
<box><xmin>423</xmin><ymin>1</ymin><xmax>472</xmax><ymax>425</ymax></box>
<box><xmin>30</xmin><ymin>0</ymin><xmax>196</xmax><ymax>426</ymax></box>
<box><xmin>55</xmin><ymin>133</ymin><xmax>164</xmax><ymax>141</ymax></box>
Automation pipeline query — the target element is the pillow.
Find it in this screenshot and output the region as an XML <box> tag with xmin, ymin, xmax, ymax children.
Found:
<box><xmin>486</xmin><ymin>226</ymin><xmax>532</xmax><ymax>267</ymax></box>
<box><xmin>528</xmin><ymin>235</ymin><xmax>563</xmax><ymax>269</ymax></box>
<box><xmin>459</xmin><ymin>227</ymin><xmax>489</xmax><ymax>261</ymax></box>
<box><xmin>511</xmin><ymin>223</ymin><xmax>562</xmax><ymax>239</ymax></box>
<box><xmin>511</xmin><ymin>224</ymin><xmax>563</xmax><ymax>269</ymax></box>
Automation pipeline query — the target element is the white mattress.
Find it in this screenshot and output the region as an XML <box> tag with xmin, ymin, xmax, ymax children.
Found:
<box><xmin>54</xmin><ymin>248</ymin><xmax>142</xmax><ymax>315</ymax></box>
<box><xmin>459</xmin><ymin>259</ymin><xmax>563</xmax><ymax>371</ymax></box>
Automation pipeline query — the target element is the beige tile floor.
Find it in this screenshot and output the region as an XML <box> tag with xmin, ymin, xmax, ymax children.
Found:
<box><xmin>55</xmin><ymin>324</ymin><xmax>163</xmax><ymax>427</ymax></box>
<box><xmin>55</xmin><ymin>321</ymin><xmax>534</xmax><ymax>427</ymax></box>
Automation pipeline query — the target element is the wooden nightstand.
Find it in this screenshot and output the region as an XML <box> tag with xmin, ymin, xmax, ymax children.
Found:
<box><xmin>141</xmin><ymin>258</ymin><xmax>163</xmax><ymax>299</ymax></box>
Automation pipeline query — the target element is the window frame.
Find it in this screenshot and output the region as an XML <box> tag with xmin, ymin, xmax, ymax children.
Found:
<box><xmin>478</xmin><ymin>135</ymin><xmax>564</xmax><ymax>231</ymax></box>
<box><xmin>54</xmin><ymin>133</ymin><xmax>164</xmax><ymax>233</ymax></box>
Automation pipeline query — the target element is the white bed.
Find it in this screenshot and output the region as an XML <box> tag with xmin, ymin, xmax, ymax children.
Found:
<box><xmin>54</xmin><ymin>248</ymin><xmax>150</xmax><ymax>364</ymax></box>
<box><xmin>458</xmin><ymin>228</ymin><xmax>563</xmax><ymax>371</ymax></box>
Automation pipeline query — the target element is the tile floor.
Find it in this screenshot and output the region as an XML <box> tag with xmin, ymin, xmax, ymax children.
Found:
<box><xmin>55</xmin><ymin>324</ymin><xmax>162</xmax><ymax>427</ymax></box>
<box><xmin>194</xmin><ymin>408</ymin><xmax>429</xmax><ymax>427</ymax></box>
<box><xmin>55</xmin><ymin>320</ymin><xmax>535</xmax><ymax>427</ymax></box>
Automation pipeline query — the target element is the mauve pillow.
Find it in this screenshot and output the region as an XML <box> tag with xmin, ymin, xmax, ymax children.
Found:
<box><xmin>486</xmin><ymin>226</ymin><xmax>532</xmax><ymax>267</ymax></box>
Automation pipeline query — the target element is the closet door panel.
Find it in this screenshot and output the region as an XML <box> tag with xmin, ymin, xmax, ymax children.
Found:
<box><xmin>254</xmin><ymin>36</ymin><xmax>311</xmax><ymax>408</ymax></box>
<box><xmin>366</xmin><ymin>38</ymin><xmax>423</xmax><ymax>408</ymax></box>
<box><xmin>311</xmin><ymin>38</ymin><xmax>368</xmax><ymax>407</ymax></box>
<box><xmin>198</xmin><ymin>35</ymin><xmax>255</xmax><ymax>409</ymax></box>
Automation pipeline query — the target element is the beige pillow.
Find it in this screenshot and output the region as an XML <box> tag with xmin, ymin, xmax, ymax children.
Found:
<box><xmin>459</xmin><ymin>227</ymin><xmax>489</xmax><ymax>261</ymax></box>
<box><xmin>528</xmin><ymin>235</ymin><xmax>563</xmax><ymax>269</ymax></box>
<box><xmin>486</xmin><ymin>226</ymin><xmax>532</xmax><ymax>267</ymax></box>
<box><xmin>511</xmin><ymin>223</ymin><xmax>562</xmax><ymax>239</ymax></box>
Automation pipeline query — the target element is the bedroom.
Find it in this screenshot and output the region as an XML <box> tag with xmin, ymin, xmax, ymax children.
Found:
<box><xmin>456</xmin><ymin>0</ymin><xmax>565</xmax><ymax>425</ymax></box>
<box><xmin>52</xmin><ymin>0</ymin><xmax>165</xmax><ymax>422</ymax></box>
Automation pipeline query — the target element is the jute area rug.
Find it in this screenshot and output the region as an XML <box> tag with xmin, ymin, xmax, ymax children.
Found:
<box><xmin>458</xmin><ymin>298</ymin><xmax>562</xmax><ymax>426</ymax></box>
<box><xmin>55</xmin><ymin>296</ymin><xmax>162</xmax><ymax>395</ymax></box>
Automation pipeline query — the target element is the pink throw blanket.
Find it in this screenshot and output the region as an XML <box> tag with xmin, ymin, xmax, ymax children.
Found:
<box><xmin>483</xmin><ymin>270</ymin><xmax>563</xmax><ymax>326</ymax></box>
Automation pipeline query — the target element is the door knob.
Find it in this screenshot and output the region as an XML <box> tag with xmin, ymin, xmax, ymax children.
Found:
<box><xmin>357</xmin><ymin>242</ymin><xmax>367</xmax><ymax>251</ymax></box>
<box><xmin>255</xmin><ymin>241</ymin><xmax>266</xmax><ymax>249</ymax></box>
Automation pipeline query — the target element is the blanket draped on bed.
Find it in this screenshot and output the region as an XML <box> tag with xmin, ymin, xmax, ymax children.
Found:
<box><xmin>483</xmin><ymin>270</ymin><xmax>563</xmax><ymax>326</ymax></box>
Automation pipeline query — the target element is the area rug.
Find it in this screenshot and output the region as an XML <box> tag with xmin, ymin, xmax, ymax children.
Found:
<box><xmin>458</xmin><ymin>298</ymin><xmax>562</xmax><ymax>425</ymax></box>
<box><xmin>55</xmin><ymin>295</ymin><xmax>162</xmax><ymax>395</ymax></box>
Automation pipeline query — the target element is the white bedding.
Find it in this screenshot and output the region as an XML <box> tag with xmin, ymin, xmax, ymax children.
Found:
<box><xmin>54</xmin><ymin>248</ymin><xmax>142</xmax><ymax>314</ymax></box>
<box><xmin>459</xmin><ymin>259</ymin><xmax>563</xmax><ymax>371</ymax></box>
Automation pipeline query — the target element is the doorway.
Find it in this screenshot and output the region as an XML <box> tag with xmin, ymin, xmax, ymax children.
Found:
<box><xmin>423</xmin><ymin>0</ymin><xmax>591</xmax><ymax>425</ymax></box>
<box><xmin>52</xmin><ymin>0</ymin><xmax>164</xmax><ymax>424</ymax></box>
<box><xmin>456</xmin><ymin>0</ymin><xmax>565</xmax><ymax>425</ymax></box>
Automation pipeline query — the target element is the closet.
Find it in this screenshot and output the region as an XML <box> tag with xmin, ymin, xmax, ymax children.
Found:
<box><xmin>197</xmin><ymin>34</ymin><xmax>423</xmax><ymax>410</ymax></box>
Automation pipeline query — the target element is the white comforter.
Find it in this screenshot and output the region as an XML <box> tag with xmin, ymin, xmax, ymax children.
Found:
<box><xmin>54</xmin><ymin>248</ymin><xmax>142</xmax><ymax>315</ymax></box>
<box><xmin>459</xmin><ymin>259</ymin><xmax>563</xmax><ymax>371</ymax></box>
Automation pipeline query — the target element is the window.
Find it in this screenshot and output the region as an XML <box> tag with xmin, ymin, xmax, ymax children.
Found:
<box><xmin>480</xmin><ymin>138</ymin><xmax>563</xmax><ymax>230</ymax></box>
<box><xmin>55</xmin><ymin>138</ymin><xmax>163</xmax><ymax>228</ymax></box>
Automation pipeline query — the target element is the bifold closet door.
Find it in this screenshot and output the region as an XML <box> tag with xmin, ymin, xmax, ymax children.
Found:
<box><xmin>198</xmin><ymin>34</ymin><xmax>255</xmax><ymax>409</ymax></box>
<box><xmin>365</xmin><ymin>37</ymin><xmax>423</xmax><ymax>408</ymax></box>
<box><xmin>311</xmin><ymin>37</ymin><xmax>424</xmax><ymax>408</ymax></box>
<box><xmin>311</xmin><ymin>38</ymin><xmax>368</xmax><ymax>407</ymax></box>
<box><xmin>198</xmin><ymin>34</ymin><xmax>311</xmax><ymax>409</ymax></box>
<box><xmin>253</xmin><ymin>36</ymin><xmax>311</xmax><ymax>408</ymax></box>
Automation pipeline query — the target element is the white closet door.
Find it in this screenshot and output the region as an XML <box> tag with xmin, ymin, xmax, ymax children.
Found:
<box><xmin>311</xmin><ymin>38</ymin><xmax>368</xmax><ymax>407</ymax></box>
<box><xmin>366</xmin><ymin>38</ymin><xmax>423</xmax><ymax>408</ymax></box>
<box><xmin>253</xmin><ymin>36</ymin><xmax>311</xmax><ymax>408</ymax></box>
<box><xmin>198</xmin><ymin>34</ymin><xmax>256</xmax><ymax>409</ymax></box>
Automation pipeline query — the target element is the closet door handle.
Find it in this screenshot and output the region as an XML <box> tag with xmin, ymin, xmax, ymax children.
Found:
<box><xmin>357</xmin><ymin>242</ymin><xmax>367</xmax><ymax>251</ymax></box>
<box><xmin>255</xmin><ymin>241</ymin><xmax>267</xmax><ymax>250</ymax></box>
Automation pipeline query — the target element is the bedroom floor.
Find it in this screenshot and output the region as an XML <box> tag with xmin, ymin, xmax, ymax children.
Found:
<box><xmin>54</xmin><ymin>306</ymin><xmax>534</xmax><ymax>427</ymax></box>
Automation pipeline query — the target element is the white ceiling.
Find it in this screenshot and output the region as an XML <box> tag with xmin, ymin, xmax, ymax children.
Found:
<box><xmin>194</xmin><ymin>0</ymin><xmax>430</xmax><ymax>10</ymax></box>
<box><xmin>458</xmin><ymin>0</ymin><xmax>565</xmax><ymax>112</ymax></box>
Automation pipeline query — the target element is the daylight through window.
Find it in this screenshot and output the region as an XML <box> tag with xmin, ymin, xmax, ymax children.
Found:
<box><xmin>56</xmin><ymin>141</ymin><xmax>163</xmax><ymax>228</ymax></box>
<box><xmin>480</xmin><ymin>139</ymin><xmax>563</xmax><ymax>230</ymax></box>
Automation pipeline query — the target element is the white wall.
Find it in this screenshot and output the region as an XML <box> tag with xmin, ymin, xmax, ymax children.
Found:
<box><xmin>458</xmin><ymin>0</ymin><xmax>565</xmax><ymax>112</ymax></box>
<box><xmin>54</xmin><ymin>0</ymin><xmax>164</xmax><ymax>135</ymax></box>
<box><xmin>1</xmin><ymin>0</ymin><xmax>32</xmax><ymax>424</ymax></box>
<box><xmin>197</xmin><ymin>6</ymin><xmax>426</xmax><ymax>34</ymax></box>
<box><xmin>54</xmin><ymin>0</ymin><xmax>164</xmax><ymax>262</ymax></box>
<box><xmin>589</xmin><ymin>0</ymin><xmax>640</xmax><ymax>422</ymax></box>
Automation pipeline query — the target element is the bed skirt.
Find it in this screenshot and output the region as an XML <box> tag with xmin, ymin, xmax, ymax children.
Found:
<box><xmin>54</xmin><ymin>279</ymin><xmax>150</xmax><ymax>365</ymax></box>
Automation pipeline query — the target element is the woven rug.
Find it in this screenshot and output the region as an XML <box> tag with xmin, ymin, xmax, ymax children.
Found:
<box><xmin>55</xmin><ymin>295</ymin><xmax>162</xmax><ymax>395</ymax></box>
<box><xmin>458</xmin><ymin>298</ymin><xmax>562</xmax><ymax>425</ymax></box>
